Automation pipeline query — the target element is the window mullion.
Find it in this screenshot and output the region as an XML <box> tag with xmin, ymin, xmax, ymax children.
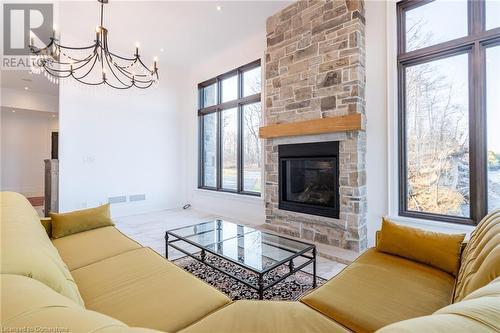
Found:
<box><xmin>469</xmin><ymin>0</ymin><xmax>485</xmax><ymax>35</ymax></box>
<box><xmin>237</xmin><ymin>104</ymin><xmax>243</xmax><ymax>193</ymax></box>
<box><xmin>216</xmin><ymin>77</ymin><xmax>222</xmax><ymax>190</ymax></box>
<box><xmin>470</xmin><ymin>41</ymin><xmax>488</xmax><ymax>222</ymax></box>
<box><xmin>198</xmin><ymin>116</ymin><xmax>204</xmax><ymax>187</ymax></box>
<box><xmin>237</xmin><ymin>70</ymin><xmax>244</xmax><ymax>193</ymax></box>
<box><xmin>216</xmin><ymin>108</ymin><xmax>222</xmax><ymax>191</ymax></box>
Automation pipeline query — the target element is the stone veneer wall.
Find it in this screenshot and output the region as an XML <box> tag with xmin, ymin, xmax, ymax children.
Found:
<box><xmin>263</xmin><ymin>0</ymin><xmax>367</xmax><ymax>252</ymax></box>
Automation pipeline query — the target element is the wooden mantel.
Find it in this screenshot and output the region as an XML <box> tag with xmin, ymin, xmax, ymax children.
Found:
<box><xmin>259</xmin><ymin>114</ymin><xmax>364</xmax><ymax>139</ymax></box>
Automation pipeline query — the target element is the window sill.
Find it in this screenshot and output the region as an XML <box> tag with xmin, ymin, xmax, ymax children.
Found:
<box><xmin>385</xmin><ymin>214</ymin><xmax>475</xmax><ymax>238</ymax></box>
<box><xmin>194</xmin><ymin>188</ymin><xmax>264</xmax><ymax>204</ymax></box>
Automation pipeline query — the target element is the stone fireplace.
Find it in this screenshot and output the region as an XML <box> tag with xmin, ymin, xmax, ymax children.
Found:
<box><xmin>261</xmin><ymin>0</ymin><xmax>367</xmax><ymax>252</ymax></box>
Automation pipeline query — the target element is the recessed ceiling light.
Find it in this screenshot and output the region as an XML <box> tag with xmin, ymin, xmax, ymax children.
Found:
<box><xmin>12</xmin><ymin>110</ymin><xmax>16</xmax><ymax>113</ymax></box>
<box><xmin>160</xmin><ymin>48</ymin><xmax>164</xmax><ymax>53</ymax></box>
<box><xmin>216</xmin><ymin>5</ymin><xmax>222</xmax><ymax>11</ymax></box>
<box><xmin>24</xmin><ymin>86</ymin><xmax>29</xmax><ymax>90</ymax></box>
<box><xmin>51</xmin><ymin>114</ymin><xmax>56</xmax><ymax>117</ymax></box>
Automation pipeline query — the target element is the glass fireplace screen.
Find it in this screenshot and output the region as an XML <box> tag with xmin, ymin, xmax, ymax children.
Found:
<box><xmin>282</xmin><ymin>158</ymin><xmax>336</xmax><ymax>207</ymax></box>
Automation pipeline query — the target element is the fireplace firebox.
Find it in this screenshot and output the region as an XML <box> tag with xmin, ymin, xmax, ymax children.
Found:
<box><xmin>278</xmin><ymin>141</ymin><xmax>340</xmax><ymax>218</ymax></box>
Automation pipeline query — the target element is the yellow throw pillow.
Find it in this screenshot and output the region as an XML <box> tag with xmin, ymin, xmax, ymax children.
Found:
<box><xmin>50</xmin><ymin>204</ymin><xmax>114</xmax><ymax>239</ymax></box>
<box><xmin>40</xmin><ymin>217</ymin><xmax>52</xmax><ymax>237</ymax></box>
<box><xmin>376</xmin><ymin>218</ymin><xmax>465</xmax><ymax>276</ymax></box>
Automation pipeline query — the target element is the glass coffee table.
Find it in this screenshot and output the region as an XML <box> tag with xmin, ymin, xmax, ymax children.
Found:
<box><xmin>165</xmin><ymin>220</ymin><xmax>316</xmax><ymax>299</ymax></box>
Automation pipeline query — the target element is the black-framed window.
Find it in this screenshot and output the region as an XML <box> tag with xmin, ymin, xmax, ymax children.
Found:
<box><xmin>397</xmin><ymin>0</ymin><xmax>500</xmax><ymax>225</ymax></box>
<box><xmin>198</xmin><ymin>60</ymin><xmax>262</xmax><ymax>196</ymax></box>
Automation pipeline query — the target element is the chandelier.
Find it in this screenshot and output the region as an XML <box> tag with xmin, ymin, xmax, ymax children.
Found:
<box><xmin>29</xmin><ymin>0</ymin><xmax>159</xmax><ymax>89</ymax></box>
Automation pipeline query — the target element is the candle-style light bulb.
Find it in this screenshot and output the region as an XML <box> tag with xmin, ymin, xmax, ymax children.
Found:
<box><xmin>135</xmin><ymin>42</ymin><xmax>140</xmax><ymax>57</ymax></box>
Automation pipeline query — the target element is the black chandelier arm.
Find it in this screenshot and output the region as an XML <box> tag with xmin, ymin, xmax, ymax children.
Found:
<box><xmin>134</xmin><ymin>81</ymin><xmax>154</xmax><ymax>89</ymax></box>
<box><xmin>42</xmin><ymin>65</ymin><xmax>73</xmax><ymax>79</ymax></box>
<box><xmin>44</xmin><ymin>51</ymin><xmax>96</xmax><ymax>68</ymax></box>
<box><xmin>136</xmin><ymin>56</ymin><xmax>155</xmax><ymax>75</ymax></box>
<box><xmin>58</xmin><ymin>46</ymin><xmax>98</xmax><ymax>65</ymax></box>
<box><xmin>103</xmin><ymin>50</ymin><xmax>156</xmax><ymax>85</ymax></box>
<box><xmin>103</xmin><ymin>52</ymin><xmax>131</xmax><ymax>87</ymax></box>
<box><xmin>52</xmin><ymin>38</ymin><xmax>98</xmax><ymax>51</ymax></box>
<box><xmin>73</xmin><ymin>55</ymin><xmax>99</xmax><ymax>80</ymax></box>
<box><xmin>45</xmin><ymin>41</ymin><xmax>97</xmax><ymax>54</ymax></box>
<box><xmin>112</xmin><ymin>58</ymin><xmax>139</xmax><ymax>72</ymax></box>
<box><xmin>30</xmin><ymin>37</ymin><xmax>55</xmax><ymax>54</ymax></box>
<box><xmin>104</xmin><ymin>80</ymin><xmax>134</xmax><ymax>90</ymax></box>
<box><xmin>105</xmin><ymin>46</ymin><xmax>140</xmax><ymax>62</ymax></box>
<box><xmin>113</xmin><ymin>62</ymin><xmax>136</xmax><ymax>78</ymax></box>
<box><xmin>111</xmin><ymin>57</ymin><xmax>149</xmax><ymax>80</ymax></box>
<box><xmin>106</xmin><ymin>53</ymin><xmax>155</xmax><ymax>83</ymax></box>
<box><xmin>41</xmin><ymin>65</ymin><xmax>69</xmax><ymax>79</ymax></box>
<box><xmin>71</xmin><ymin>52</ymin><xmax>99</xmax><ymax>71</ymax></box>
<box><xmin>72</xmin><ymin>72</ymin><xmax>106</xmax><ymax>86</ymax></box>
<box><xmin>132</xmin><ymin>78</ymin><xmax>154</xmax><ymax>84</ymax></box>
<box><xmin>102</xmin><ymin>32</ymin><xmax>138</xmax><ymax>62</ymax></box>
<box><xmin>39</xmin><ymin>52</ymin><xmax>96</xmax><ymax>73</ymax></box>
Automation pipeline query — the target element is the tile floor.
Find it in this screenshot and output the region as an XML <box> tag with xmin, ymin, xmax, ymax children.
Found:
<box><xmin>114</xmin><ymin>208</ymin><xmax>346</xmax><ymax>280</ymax></box>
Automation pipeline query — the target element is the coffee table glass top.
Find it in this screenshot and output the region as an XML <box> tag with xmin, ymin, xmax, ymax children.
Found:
<box><xmin>167</xmin><ymin>220</ymin><xmax>313</xmax><ymax>273</ymax></box>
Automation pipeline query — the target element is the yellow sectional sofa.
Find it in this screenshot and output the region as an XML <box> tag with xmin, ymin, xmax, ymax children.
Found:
<box><xmin>1</xmin><ymin>191</ymin><xmax>499</xmax><ymax>333</ymax></box>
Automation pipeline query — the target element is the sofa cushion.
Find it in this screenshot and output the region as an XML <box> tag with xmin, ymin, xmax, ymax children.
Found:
<box><xmin>178</xmin><ymin>300</ymin><xmax>350</xmax><ymax>333</ymax></box>
<box><xmin>71</xmin><ymin>247</ymin><xmax>230</xmax><ymax>332</ymax></box>
<box><xmin>377</xmin><ymin>218</ymin><xmax>465</xmax><ymax>276</ymax></box>
<box><xmin>50</xmin><ymin>203</ymin><xmax>115</xmax><ymax>239</ymax></box>
<box><xmin>0</xmin><ymin>274</ymin><xmax>163</xmax><ymax>333</ymax></box>
<box><xmin>300</xmin><ymin>248</ymin><xmax>455</xmax><ymax>333</ymax></box>
<box><xmin>375</xmin><ymin>277</ymin><xmax>500</xmax><ymax>333</ymax></box>
<box><xmin>0</xmin><ymin>192</ymin><xmax>84</xmax><ymax>307</ymax></box>
<box><xmin>454</xmin><ymin>209</ymin><xmax>500</xmax><ymax>302</ymax></box>
<box><xmin>52</xmin><ymin>226</ymin><xmax>142</xmax><ymax>271</ymax></box>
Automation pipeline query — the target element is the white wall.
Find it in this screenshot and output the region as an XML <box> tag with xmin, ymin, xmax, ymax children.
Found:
<box><xmin>58</xmin><ymin>67</ymin><xmax>186</xmax><ymax>217</ymax></box>
<box><xmin>365</xmin><ymin>0</ymin><xmax>389</xmax><ymax>246</ymax></box>
<box><xmin>179</xmin><ymin>32</ymin><xmax>266</xmax><ymax>226</ymax></box>
<box><xmin>1</xmin><ymin>107</ymin><xmax>58</xmax><ymax>197</ymax></box>
<box><xmin>56</xmin><ymin>2</ymin><xmax>189</xmax><ymax>218</ymax></box>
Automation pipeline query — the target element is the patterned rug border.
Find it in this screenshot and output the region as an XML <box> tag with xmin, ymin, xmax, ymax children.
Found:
<box><xmin>172</xmin><ymin>253</ymin><xmax>326</xmax><ymax>301</ymax></box>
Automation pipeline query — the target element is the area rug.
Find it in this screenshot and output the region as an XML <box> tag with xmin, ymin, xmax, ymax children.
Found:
<box><xmin>173</xmin><ymin>253</ymin><xmax>326</xmax><ymax>301</ymax></box>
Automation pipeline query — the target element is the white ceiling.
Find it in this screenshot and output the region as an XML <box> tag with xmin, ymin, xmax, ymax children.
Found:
<box><xmin>1</xmin><ymin>70</ymin><xmax>59</xmax><ymax>96</ymax></box>
<box><xmin>58</xmin><ymin>1</ymin><xmax>291</xmax><ymax>66</ymax></box>
<box><xmin>1</xmin><ymin>1</ymin><xmax>290</xmax><ymax>98</ymax></box>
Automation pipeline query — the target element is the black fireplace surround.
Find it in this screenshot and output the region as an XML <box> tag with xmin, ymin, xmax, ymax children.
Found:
<box><xmin>279</xmin><ymin>141</ymin><xmax>340</xmax><ymax>219</ymax></box>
